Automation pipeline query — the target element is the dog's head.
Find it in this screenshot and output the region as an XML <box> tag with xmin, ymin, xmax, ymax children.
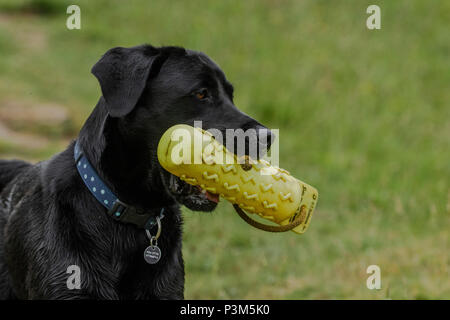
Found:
<box><xmin>90</xmin><ymin>45</ymin><xmax>273</xmax><ymax>212</ymax></box>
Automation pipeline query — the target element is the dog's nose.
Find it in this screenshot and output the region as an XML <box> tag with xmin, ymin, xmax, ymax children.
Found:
<box><xmin>254</xmin><ymin>125</ymin><xmax>275</xmax><ymax>159</ymax></box>
<box><xmin>256</xmin><ymin>125</ymin><xmax>275</xmax><ymax>150</ymax></box>
<box><xmin>228</xmin><ymin>120</ymin><xmax>275</xmax><ymax>159</ymax></box>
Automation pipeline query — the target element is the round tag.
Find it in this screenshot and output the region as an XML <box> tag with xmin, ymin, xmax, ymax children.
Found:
<box><xmin>144</xmin><ymin>245</ymin><xmax>161</xmax><ymax>264</ymax></box>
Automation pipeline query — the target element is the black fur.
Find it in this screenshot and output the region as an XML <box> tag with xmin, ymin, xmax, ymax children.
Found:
<box><xmin>0</xmin><ymin>44</ymin><xmax>271</xmax><ymax>299</ymax></box>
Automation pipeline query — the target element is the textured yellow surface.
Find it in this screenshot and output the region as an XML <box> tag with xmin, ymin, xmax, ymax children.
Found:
<box><xmin>157</xmin><ymin>125</ymin><xmax>318</xmax><ymax>234</ymax></box>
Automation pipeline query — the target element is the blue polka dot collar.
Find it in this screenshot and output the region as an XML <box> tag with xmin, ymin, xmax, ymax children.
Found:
<box><xmin>74</xmin><ymin>140</ymin><xmax>164</xmax><ymax>230</ymax></box>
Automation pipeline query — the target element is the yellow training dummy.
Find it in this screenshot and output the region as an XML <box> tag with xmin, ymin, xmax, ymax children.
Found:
<box><xmin>157</xmin><ymin>124</ymin><xmax>318</xmax><ymax>234</ymax></box>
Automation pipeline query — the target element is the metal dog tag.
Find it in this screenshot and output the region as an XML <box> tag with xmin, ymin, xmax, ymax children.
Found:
<box><xmin>144</xmin><ymin>216</ymin><xmax>162</xmax><ymax>264</ymax></box>
<box><xmin>144</xmin><ymin>245</ymin><xmax>161</xmax><ymax>264</ymax></box>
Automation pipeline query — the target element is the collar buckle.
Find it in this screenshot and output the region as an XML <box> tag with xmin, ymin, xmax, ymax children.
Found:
<box><xmin>108</xmin><ymin>199</ymin><xmax>131</xmax><ymax>221</ymax></box>
<box><xmin>108</xmin><ymin>199</ymin><xmax>165</xmax><ymax>229</ymax></box>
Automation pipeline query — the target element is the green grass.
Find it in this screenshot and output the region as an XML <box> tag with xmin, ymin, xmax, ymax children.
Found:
<box><xmin>0</xmin><ymin>0</ymin><xmax>448</xmax><ymax>299</ymax></box>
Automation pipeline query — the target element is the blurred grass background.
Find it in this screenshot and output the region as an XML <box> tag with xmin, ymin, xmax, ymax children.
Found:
<box><xmin>0</xmin><ymin>0</ymin><xmax>448</xmax><ymax>299</ymax></box>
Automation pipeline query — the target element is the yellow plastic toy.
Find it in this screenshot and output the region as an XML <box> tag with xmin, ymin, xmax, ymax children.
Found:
<box><xmin>157</xmin><ymin>124</ymin><xmax>318</xmax><ymax>234</ymax></box>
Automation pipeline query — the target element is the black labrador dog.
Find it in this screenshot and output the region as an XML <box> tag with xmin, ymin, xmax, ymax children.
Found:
<box><xmin>0</xmin><ymin>45</ymin><xmax>272</xmax><ymax>299</ymax></box>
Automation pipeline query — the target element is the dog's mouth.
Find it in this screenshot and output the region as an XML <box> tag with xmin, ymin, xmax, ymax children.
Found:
<box><xmin>167</xmin><ymin>174</ymin><xmax>219</xmax><ymax>212</ymax></box>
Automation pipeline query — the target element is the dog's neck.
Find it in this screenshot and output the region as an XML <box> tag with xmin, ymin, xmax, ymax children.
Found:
<box><xmin>77</xmin><ymin>98</ymin><xmax>175</xmax><ymax>210</ymax></box>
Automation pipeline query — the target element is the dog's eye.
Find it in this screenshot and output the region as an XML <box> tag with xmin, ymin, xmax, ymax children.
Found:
<box><xmin>194</xmin><ymin>89</ymin><xmax>208</xmax><ymax>100</ymax></box>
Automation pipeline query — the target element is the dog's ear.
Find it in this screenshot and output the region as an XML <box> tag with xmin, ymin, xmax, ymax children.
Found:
<box><xmin>91</xmin><ymin>46</ymin><xmax>162</xmax><ymax>117</ymax></box>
